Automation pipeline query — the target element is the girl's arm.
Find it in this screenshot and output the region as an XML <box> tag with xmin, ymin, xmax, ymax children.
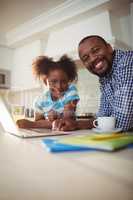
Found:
<box><xmin>63</xmin><ymin>100</ymin><xmax>78</xmax><ymax>119</ymax></box>
<box><xmin>16</xmin><ymin>118</ymin><xmax>52</xmax><ymax>129</ymax></box>
<box><xmin>16</xmin><ymin>112</ymin><xmax>52</xmax><ymax>129</ymax></box>
<box><xmin>34</xmin><ymin>112</ymin><xmax>45</xmax><ymax>121</ymax></box>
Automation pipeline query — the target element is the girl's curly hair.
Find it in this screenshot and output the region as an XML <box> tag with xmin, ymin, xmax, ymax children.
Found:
<box><xmin>32</xmin><ymin>55</ymin><xmax>78</xmax><ymax>83</ymax></box>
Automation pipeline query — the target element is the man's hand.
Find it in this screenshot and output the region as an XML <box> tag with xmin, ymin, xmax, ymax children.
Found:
<box><xmin>53</xmin><ymin>118</ymin><xmax>94</xmax><ymax>131</ymax></box>
<box><xmin>53</xmin><ymin>119</ymin><xmax>78</xmax><ymax>131</ymax></box>
<box><xmin>16</xmin><ymin>119</ymin><xmax>34</xmax><ymax>129</ymax></box>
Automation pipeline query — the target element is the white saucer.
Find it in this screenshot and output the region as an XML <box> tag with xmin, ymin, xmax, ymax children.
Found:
<box><xmin>92</xmin><ymin>128</ymin><xmax>122</xmax><ymax>134</ymax></box>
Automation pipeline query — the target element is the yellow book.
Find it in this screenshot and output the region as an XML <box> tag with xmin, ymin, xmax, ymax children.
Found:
<box><xmin>56</xmin><ymin>133</ymin><xmax>133</xmax><ymax>151</ymax></box>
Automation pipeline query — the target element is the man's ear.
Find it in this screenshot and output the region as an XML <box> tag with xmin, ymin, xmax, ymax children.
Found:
<box><xmin>107</xmin><ymin>43</ymin><xmax>113</xmax><ymax>53</ymax></box>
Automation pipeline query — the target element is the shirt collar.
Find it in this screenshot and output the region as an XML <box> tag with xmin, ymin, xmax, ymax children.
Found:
<box><xmin>99</xmin><ymin>50</ymin><xmax>117</xmax><ymax>83</ymax></box>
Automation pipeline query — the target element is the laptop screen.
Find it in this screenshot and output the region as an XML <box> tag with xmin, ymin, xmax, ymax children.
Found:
<box><xmin>0</xmin><ymin>97</ymin><xmax>18</xmax><ymax>133</ymax></box>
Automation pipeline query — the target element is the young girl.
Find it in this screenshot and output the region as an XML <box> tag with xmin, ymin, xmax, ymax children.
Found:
<box><xmin>17</xmin><ymin>55</ymin><xmax>79</xmax><ymax>129</ymax></box>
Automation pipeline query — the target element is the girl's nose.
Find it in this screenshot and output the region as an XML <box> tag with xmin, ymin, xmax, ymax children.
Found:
<box><xmin>56</xmin><ymin>81</ymin><xmax>62</xmax><ymax>90</ymax></box>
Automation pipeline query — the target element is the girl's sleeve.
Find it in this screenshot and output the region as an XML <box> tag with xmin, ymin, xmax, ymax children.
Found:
<box><xmin>64</xmin><ymin>84</ymin><xmax>80</xmax><ymax>105</ymax></box>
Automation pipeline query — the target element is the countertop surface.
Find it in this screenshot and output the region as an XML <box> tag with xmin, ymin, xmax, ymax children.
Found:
<box><xmin>0</xmin><ymin>129</ymin><xmax>133</xmax><ymax>200</ymax></box>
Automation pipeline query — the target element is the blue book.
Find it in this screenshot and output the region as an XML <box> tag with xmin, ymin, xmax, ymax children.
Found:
<box><xmin>42</xmin><ymin>139</ymin><xmax>94</xmax><ymax>153</ymax></box>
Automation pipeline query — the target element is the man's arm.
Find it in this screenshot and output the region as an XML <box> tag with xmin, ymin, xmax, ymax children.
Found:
<box><xmin>53</xmin><ymin>118</ymin><xmax>95</xmax><ymax>131</ymax></box>
<box><xmin>97</xmin><ymin>93</ymin><xmax>112</xmax><ymax>117</ymax></box>
<box><xmin>113</xmin><ymin>82</ymin><xmax>133</xmax><ymax>131</ymax></box>
<box><xmin>98</xmin><ymin>83</ymin><xmax>133</xmax><ymax>131</ymax></box>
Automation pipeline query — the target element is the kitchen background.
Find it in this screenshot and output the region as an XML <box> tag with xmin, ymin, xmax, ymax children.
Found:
<box><xmin>0</xmin><ymin>0</ymin><xmax>132</xmax><ymax>119</ymax></box>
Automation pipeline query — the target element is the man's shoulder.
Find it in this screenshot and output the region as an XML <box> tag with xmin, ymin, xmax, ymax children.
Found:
<box><xmin>111</xmin><ymin>49</ymin><xmax>133</xmax><ymax>83</ymax></box>
<box><xmin>113</xmin><ymin>49</ymin><xmax>133</xmax><ymax>72</ymax></box>
<box><xmin>115</xmin><ymin>49</ymin><xmax>133</xmax><ymax>64</ymax></box>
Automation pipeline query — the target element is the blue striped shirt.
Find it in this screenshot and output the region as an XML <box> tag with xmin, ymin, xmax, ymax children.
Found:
<box><xmin>34</xmin><ymin>84</ymin><xmax>79</xmax><ymax>118</ymax></box>
<box><xmin>97</xmin><ymin>49</ymin><xmax>133</xmax><ymax>131</ymax></box>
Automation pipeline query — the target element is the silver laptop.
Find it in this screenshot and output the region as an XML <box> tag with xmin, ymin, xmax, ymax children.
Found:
<box><xmin>0</xmin><ymin>97</ymin><xmax>68</xmax><ymax>138</ymax></box>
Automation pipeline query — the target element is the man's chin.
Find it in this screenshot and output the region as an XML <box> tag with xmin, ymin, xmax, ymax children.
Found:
<box><xmin>98</xmin><ymin>69</ymin><xmax>106</xmax><ymax>75</ymax></box>
<box><xmin>91</xmin><ymin>70</ymin><xmax>107</xmax><ymax>77</ymax></box>
<box><xmin>92</xmin><ymin>65</ymin><xmax>110</xmax><ymax>77</ymax></box>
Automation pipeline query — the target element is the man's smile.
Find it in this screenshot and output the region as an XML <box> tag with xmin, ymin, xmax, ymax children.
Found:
<box><xmin>95</xmin><ymin>60</ymin><xmax>104</xmax><ymax>70</ymax></box>
<box><xmin>89</xmin><ymin>58</ymin><xmax>106</xmax><ymax>73</ymax></box>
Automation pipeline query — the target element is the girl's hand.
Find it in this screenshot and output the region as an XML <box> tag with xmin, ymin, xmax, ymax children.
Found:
<box><xmin>16</xmin><ymin>119</ymin><xmax>34</xmax><ymax>129</ymax></box>
<box><xmin>47</xmin><ymin>110</ymin><xmax>58</xmax><ymax>122</ymax></box>
<box><xmin>52</xmin><ymin>118</ymin><xmax>78</xmax><ymax>131</ymax></box>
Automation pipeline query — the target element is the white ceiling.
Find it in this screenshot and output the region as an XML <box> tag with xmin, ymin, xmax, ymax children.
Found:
<box><xmin>0</xmin><ymin>0</ymin><xmax>66</xmax><ymax>34</ymax></box>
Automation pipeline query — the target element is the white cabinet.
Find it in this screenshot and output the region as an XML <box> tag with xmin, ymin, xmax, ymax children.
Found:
<box><xmin>11</xmin><ymin>40</ymin><xmax>41</xmax><ymax>90</ymax></box>
<box><xmin>0</xmin><ymin>46</ymin><xmax>13</xmax><ymax>70</ymax></box>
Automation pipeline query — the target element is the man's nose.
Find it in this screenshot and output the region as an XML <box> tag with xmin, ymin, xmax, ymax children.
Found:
<box><xmin>89</xmin><ymin>53</ymin><xmax>97</xmax><ymax>63</ymax></box>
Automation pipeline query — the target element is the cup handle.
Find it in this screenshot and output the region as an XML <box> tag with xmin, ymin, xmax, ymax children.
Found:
<box><xmin>93</xmin><ymin>119</ymin><xmax>98</xmax><ymax>128</ymax></box>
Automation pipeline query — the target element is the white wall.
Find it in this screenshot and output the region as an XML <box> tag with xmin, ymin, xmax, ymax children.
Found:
<box><xmin>0</xmin><ymin>34</ymin><xmax>7</xmax><ymax>46</ymax></box>
<box><xmin>0</xmin><ymin>46</ymin><xmax>13</xmax><ymax>70</ymax></box>
<box><xmin>110</xmin><ymin>3</ymin><xmax>132</xmax><ymax>49</ymax></box>
<box><xmin>11</xmin><ymin>40</ymin><xmax>41</xmax><ymax>90</ymax></box>
<box><xmin>130</xmin><ymin>2</ymin><xmax>133</xmax><ymax>47</ymax></box>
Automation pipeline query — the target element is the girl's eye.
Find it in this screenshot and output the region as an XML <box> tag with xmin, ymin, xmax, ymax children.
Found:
<box><xmin>49</xmin><ymin>80</ymin><xmax>67</xmax><ymax>85</ymax></box>
<box><xmin>82</xmin><ymin>56</ymin><xmax>89</xmax><ymax>62</ymax></box>
<box><xmin>62</xmin><ymin>80</ymin><xmax>67</xmax><ymax>84</ymax></box>
<box><xmin>49</xmin><ymin>80</ymin><xmax>58</xmax><ymax>85</ymax></box>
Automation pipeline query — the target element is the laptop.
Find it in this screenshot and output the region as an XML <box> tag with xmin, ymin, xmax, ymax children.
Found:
<box><xmin>0</xmin><ymin>96</ymin><xmax>69</xmax><ymax>138</ymax></box>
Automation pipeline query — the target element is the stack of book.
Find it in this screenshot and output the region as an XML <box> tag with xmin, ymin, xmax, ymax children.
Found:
<box><xmin>42</xmin><ymin>133</ymin><xmax>133</xmax><ymax>153</ymax></box>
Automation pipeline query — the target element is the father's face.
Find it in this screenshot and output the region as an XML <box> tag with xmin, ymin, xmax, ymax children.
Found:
<box><xmin>78</xmin><ymin>37</ymin><xmax>113</xmax><ymax>77</ymax></box>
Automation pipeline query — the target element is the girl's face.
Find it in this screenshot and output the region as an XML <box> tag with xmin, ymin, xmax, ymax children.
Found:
<box><xmin>47</xmin><ymin>69</ymin><xmax>69</xmax><ymax>99</ymax></box>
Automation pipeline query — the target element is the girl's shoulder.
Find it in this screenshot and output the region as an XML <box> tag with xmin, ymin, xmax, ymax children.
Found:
<box><xmin>63</xmin><ymin>84</ymin><xmax>79</xmax><ymax>99</ymax></box>
<box><xmin>67</xmin><ymin>83</ymin><xmax>78</xmax><ymax>92</ymax></box>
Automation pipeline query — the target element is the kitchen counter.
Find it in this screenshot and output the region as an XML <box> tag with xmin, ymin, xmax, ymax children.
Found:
<box><xmin>0</xmin><ymin>129</ymin><xmax>133</xmax><ymax>200</ymax></box>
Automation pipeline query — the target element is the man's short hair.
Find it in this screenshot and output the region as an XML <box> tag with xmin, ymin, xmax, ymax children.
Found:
<box><xmin>78</xmin><ymin>35</ymin><xmax>108</xmax><ymax>47</ymax></box>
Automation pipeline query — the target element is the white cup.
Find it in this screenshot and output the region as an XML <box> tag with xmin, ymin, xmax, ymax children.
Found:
<box><xmin>93</xmin><ymin>117</ymin><xmax>116</xmax><ymax>131</ymax></box>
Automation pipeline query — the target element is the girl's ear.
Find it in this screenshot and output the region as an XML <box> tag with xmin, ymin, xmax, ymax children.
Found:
<box><xmin>40</xmin><ymin>75</ymin><xmax>47</xmax><ymax>85</ymax></box>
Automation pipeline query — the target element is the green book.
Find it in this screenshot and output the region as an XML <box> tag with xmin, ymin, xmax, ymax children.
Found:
<box><xmin>56</xmin><ymin>133</ymin><xmax>133</xmax><ymax>151</ymax></box>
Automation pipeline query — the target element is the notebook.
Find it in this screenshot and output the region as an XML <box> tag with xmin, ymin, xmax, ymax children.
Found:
<box><xmin>42</xmin><ymin>133</ymin><xmax>133</xmax><ymax>152</ymax></box>
<box><xmin>0</xmin><ymin>96</ymin><xmax>70</xmax><ymax>138</ymax></box>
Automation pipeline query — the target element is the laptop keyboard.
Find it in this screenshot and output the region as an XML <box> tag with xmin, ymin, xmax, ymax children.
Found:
<box><xmin>19</xmin><ymin>128</ymin><xmax>48</xmax><ymax>136</ymax></box>
<box><xmin>19</xmin><ymin>128</ymin><xmax>68</xmax><ymax>137</ymax></box>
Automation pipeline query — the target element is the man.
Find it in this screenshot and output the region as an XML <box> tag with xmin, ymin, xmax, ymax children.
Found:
<box><xmin>55</xmin><ymin>35</ymin><xmax>133</xmax><ymax>131</ymax></box>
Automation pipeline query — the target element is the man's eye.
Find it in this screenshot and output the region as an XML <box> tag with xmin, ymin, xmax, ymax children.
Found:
<box><xmin>92</xmin><ymin>48</ymin><xmax>100</xmax><ymax>53</ymax></box>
